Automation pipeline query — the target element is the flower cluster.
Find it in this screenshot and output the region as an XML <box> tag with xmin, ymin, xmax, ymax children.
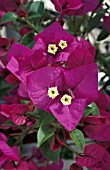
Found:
<box><xmin>6</xmin><ymin>21</ymin><xmax>98</xmax><ymax>131</ymax></box>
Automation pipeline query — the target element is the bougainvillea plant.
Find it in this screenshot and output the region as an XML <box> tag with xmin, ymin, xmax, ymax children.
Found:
<box><xmin>0</xmin><ymin>0</ymin><xmax>110</xmax><ymax>169</ymax></box>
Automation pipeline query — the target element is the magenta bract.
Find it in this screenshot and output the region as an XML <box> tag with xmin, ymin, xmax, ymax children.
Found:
<box><xmin>70</xmin><ymin>163</ymin><xmax>83</xmax><ymax>170</ymax></box>
<box><xmin>1</xmin><ymin>104</ymin><xmax>28</xmax><ymax>125</ymax></box>
<box><xmin>76</xmin><ymin>143</ymin><xmax>110</xmax><ymax>170</ymax></box>
<box><xmin>34</xmin><ymin>21</ymin><xmax>78</xmax><ymax>64</ymax></box>
<box><xmin>6</xmin><ymin>44</ymin><xmax>47</xmax><ymax>84</ymax></box>
<box><xmin>27</xmin><ymin>64</ymin><xmax>98</xmax><ymax>131</ymax></box>
<box><xmin>74</xmin><ymin>0</ymin><xmax>100</xmax><ymax>16</ymax></box>
<box><xmin>31</xmin><ymin>147</ymin><xmax>47</xmax><ymax>164</ymax></box>
<box><xmin>64</xmin><ymin>63</ymin><xmax>98</xmax><ymax>105</ymax></box>
<box><xmin>0</xmin><ymin>0</ymin><xmax>27</xmax><ymax>20</ymax></box>
<box><xmin>0</xmin><ymin>0</ymin><xmax>17</xmax><ymax>20</ymax></box>
<box><xmin>39</xmin><ymin>158</ymin><xmax>63</xmax><ymax>170</ymax></box>
<box><xmin>51</xmin><ymin>0</ymin><xmax>99</xmax><ymax>19</ymax></box>
<box><xmin>50</xmin><ymin>135</ymin><xmax>65</xmax><ymax>151</ymax></box>
<box><xmin>0</xmin><ymin>38</ymin><xmax>9</xmax><ymax>56</ymax></box>
<box><xmin>83</xmin><ymin>115</ymin><xmax>110</xmax><ymax>141</ymax></box>
<box><xmin>0</xmin><ymin>132</ymin><xmax>20</xmax><ymax>168</ymax></box>
<box><xmin>67</xmin><ymin>38</ymin><xmax>96</xmax><ymax>69</ymax></box>
<box><xmin>83</xmin><ymin>90</ymin><xmax>110</xmax><ymax>141</ymax></box>
<box><xmin>51</xmin><ymin>0</ymin><xmax>83</xmax><ymax>16</ymax></box>
<box><xmin>6</xmin><ymin>73</ymin><xmax>21</xmax><ymax>85</ymax></box>
<box><xmin>95</xmin><ymin>90</ymin><xmax>110</xmax><ymax>111</ymax></box>
<box><xmin>6</xmin><ymin>43</ymin><xmax>33</xmax><ymax>83</ymax></box>
<box><xmin>95</xmin><ymin>90</ymin><xmax>110</xmax><ymax>119</ymax></box>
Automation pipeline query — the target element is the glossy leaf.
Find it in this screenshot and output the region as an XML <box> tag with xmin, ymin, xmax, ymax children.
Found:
<box><xmin>84</xmin><ymin>106</ymin><xmax>95</xmax><ymax>117</ymax></box>
<box><xmin>89</xmin><ymin>102</ymin><xmax>100</xmax><ymax>115</ymax></box>
<box><xmin>97</xmin><ymin>25</ymin><xmax>109</xmax><ymax>41</ymax></box>
<box><xmin>37</xmin><ymin>124</ymin><xmax>56</xmax><ymax>146</ymax></box>
<box><xmin>70</xmin><ymin>129</ymin><xmax>85</xmax><ymax>151</ymax></box>
<box><xmin>40</xmin><ymin>137</ymin><xmax>61</xmax><ymax>163</ymax></box>
<box><xmin>87</xmin><ymin>10</ymin><xmax>106</xmax><ymax>32</ymax></box>
<box><xmin>20</xmin><ymin>32</ymin><xmax>35</xmax><ymax>48</ymax></box>
<box><xmin>28</xmin><ymin>11</ymin><xmax>42</xmax><ymax>19</ymax></box>
<box><xmin>37</xmin><ymin>114</ymin><xmax>55</xmax><ymax>146</ymax></box>
<box><xmin>30</xmin><ymin>1</ymin><xmax>44</xmax><ymax>15</ymax></box>
<box><xmin>40</xmin><ymin>114</ymin><xmax>55</xmax><ymax>126</ymax></box>
<box><xmin>0</xmin><ymin>12</ymin><xmax>18</xmax><ymax>24</ymax></box>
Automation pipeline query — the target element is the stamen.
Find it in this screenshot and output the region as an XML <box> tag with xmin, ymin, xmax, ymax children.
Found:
<box><xmin>47</xmin><ymin>86</ymin><xmax>59</xmax><ymax>99</ymax></box>
<box><xmin>59</xmin><ymin>40</ymin><xmax>67</xmax><ymax>49</ymax></box>
<box><xmin>48</xmin><ymin>44</ymin><xmax>58</xmax><ymax>55</ymax></box>
<box><xmin>61</xmin><ymin>94</ymin><xmax>72</xmax><ymax>106</ymax></box>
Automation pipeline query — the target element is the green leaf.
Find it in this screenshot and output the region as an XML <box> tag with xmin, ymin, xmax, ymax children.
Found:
<box><xmin>30</xmin><ymin>1</ymin><xmax>44</xmax><ymax>15</ymax></box>
<box><xmin>8</xmin><ymin>137</ymin><xmax>16</xmax><ymax>147</ymax></box>
<box><xmin>97</xmin><ymin>25</ymin><xmax>109</xmax><ymax>41</ymax></box>
<box><xmin>84</xmin><ymin>106</ymin><xmax>95</xmax><ymax>117</ymax></box>
<box><xmin>70</xmin><ymin>129</ymin><xmax>85</xmax><ymax>151</ymax></box>
<box><xmin>0</xmin><ymin>79</ymin><xmax>13</xmax><ymax>99</ymax></box>
<box><xmin>27</xmin><ymin>41</ymin><xmax>35</xmax><ymax>49</ymax></box>
<box><xmin>75</xmin><ymin>17</ymin><xmax>86</xmax><ymax>32</ymax></box>
<box><xmin>87</xmin><ymin>10</ymin><xmax>106</xmax><ymax>32</ymax></box>
<box><xmin>20</xmin><ymin>32</ymin><xmax>35</xmax><ymax>48</ymax></box>
<box><xmin>0</xmin><ymin>12</ymin><xmax>18</xmax><ymax>24</ymax></box>
<box><xmin>28</xmin><ymin>11</ymin><xmax>42</xmax><ymax>19</ymax></box>
<box><xmin>84</xmin><ymin>103</ymin><xmax>100</xmax><ymax>117</ymax></box>
<box><xmin>39</xmin><ymin>110</ymin><xmax>48</xmax><ymax>125</ymax></box>
<box><xmin>29</xmin><ymin>108</ymin><xmax>40</xmax><ymax>118</ymax></box>
<box><xmin>40</xmin><ymin>114</ymin><xmax>55</xmax><ymax>126</ymax></box>
<box><xmin>37</xmin><ymin>124</ymin><xmax>56</xmax><ymax>146</ymax></box>
<box><xmin>40</xmin><ymin>137</ymin><xmax>61</xmax><ymax>163</ymax></box>
<box><xmin>89</xmin><ymin>102</ymin><xmax>100</xmax><ymax>116</ymax></box>
<box><xmin>37</xmin><ymin>113</ymin><xmax>56</xmax><ymax>146</ymax></box>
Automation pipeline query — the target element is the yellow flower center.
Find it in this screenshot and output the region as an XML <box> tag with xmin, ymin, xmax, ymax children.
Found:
<box><xmin>61</xmin><ymin>94</ymin><xmax>72</xmax><ymax>105</ymax></box>
<box><xmin>47</xmin><ymin>86</ymin><xmax>59</xmax><ymax>99</ymax></box>
<box><xmin>59</xmin><ymin>40</ymin><xmax>67</xmax><ymax>49</ymax></box>
<box><xmin>48</xmin><ymin>44</ymin><xmax>58</xmax><ymax>55</ymax></box>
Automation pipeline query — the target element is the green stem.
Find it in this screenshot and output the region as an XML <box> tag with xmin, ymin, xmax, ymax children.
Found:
<box><xmin>82</xmin><ymin>1</ymin><xmax>103</xmax><ymax>38</ymax></box>
<box><xmin>71</xmin><ymin>16</ymin><xmax>76</xmax><ymax>36</ymax></box>
<box><xmin>64</xmin><ymin>143</ymin><xmax>78</xmax><ymax>155</ymax></box>
<box><xmin>18</xmin><ymin>17</ymin><xmax>38</xmax><ymax>33</ymax></box>
<box><xmin>9</xmin><ymin>24</ymin><xmax>19</xmax><ymax>32</ymax></box>
<box><xmin>51</xmin><ymin>122</ymin><xmax>63</xmax><ymax>128</ymax></box>
<box><xmin>14</xmin><ymin>123</ymin><xmax>38</xmax><ymax>145</ymax></box>
<box><xmin>89</xmin><ymin>1</ymin><xmax>103</xmax><ymax>20</ymax></box>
